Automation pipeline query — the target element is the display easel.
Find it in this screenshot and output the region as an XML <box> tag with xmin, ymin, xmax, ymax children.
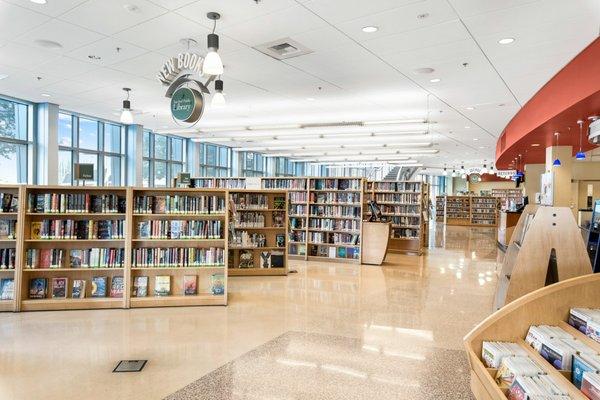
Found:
<box><xmin>465</xmin><ymin>273</ymin><xmax>600</xmax><ymax>400</ymax></box>
<box><xmin>493</xmin><ymin>206</ymin><xmax>592</xmax><ymax>310</ymax></box>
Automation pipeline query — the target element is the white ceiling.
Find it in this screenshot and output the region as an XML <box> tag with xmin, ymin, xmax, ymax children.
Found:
<box><xmin>0</xmin><ymin>0</ymin><xmax>598</xmax><ymax>169</ymax></box>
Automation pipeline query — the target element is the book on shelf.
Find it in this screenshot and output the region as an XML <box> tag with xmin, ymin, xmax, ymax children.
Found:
<box><xmin>582</xmin><ymin>371</ymin><xmax>600</xmax><ymax>399</ymax></box>
<box><xmin>276</xmin><ymin>234</ymin><xmax>285</xmax><ymax>248</ymax></box>
<box><xmin>91</xmin><ymin>276</ymin><xmax>107</xmax><ymax>297</ymax></box>
<box><xmin>273</xmin><ymin>196</ymin><xmax>285</xmax><ymax>210</ymax></box>
<box><xmin>134</xmin><ymin>194</ymin><xmax>225</xmax><ymax>214</ymax></box>
<box><xmin>230</xmin><ymin>193</ymin><xmax>268</xmax><ymax>210</ymax></box>
<box><xmin>29</xmin><ymin>219</ymin><xmax>125</xmax><ymax>240</ymax></box>
<box><xmin>71</xmin><ymin>279</ymin><xmax>86</xmax><ymax>299</ymax></box>
<box><xmin>51</xmin><ymin>277</ymin><xmax>67</xmax><ymax>299</ymax></box>
<box><xmin>0</xmin><ymin>192</ymin><xmax>15</xmax><ymax>213</ymax></box>
<box><xmin>238</xmin><ymin>250</ymin><xmax>254</xmax><ymax>268</ymax></box>
<box><xmin>272</xmin><ymin>212</ymin><xmax>285</xmax><ymax>228</ymax></box>
<box><xmin>27</xmin><ymin>193</ymin><xmax>125</xmax><ymax>214</ymax></box>
<box><xmin>132</xmin><ymin>247</ymin><xmax>225</xmax><ymax>268</ymax></box>
<box><xmin>154</xmin><ymin>276</ymin><xmax>171</xmax><ymax>296</ymax></box>
<box><xmin>572</xmin><ymin>353</ymin><xmax>600</xmax><ymax>389</ymax></box>
<box><xmin>137</xmin><ymin>220</ymin><xmax>222</xmax><ymax>239</ymax></box>
<box><xmin>110</xmin><ymin>276</ymin><xmax>124</xmax><ymax>298</ymax></box>
<box><xmin>183</xmin><ymin>275</ymin><xmax>197</xmax><ymax>295</ymax></box>
<box><xmin>0</xmin><ymin>248</ymin><xmax>16</xmax><ymax>269</ymax></box>
<box><xmin>211</xmin><ymin>273</ymin><xmax>225</xmax><ymax>295</ymax></box>
<box><xmin>29</xmin><ymin>278</ymin><xmax>47</xmax><ymax>299</ymax></box>
<box><xmin>0</xmin><ymin>278</ymin><xmax>14</xmax><ymax>300</ymax></box>
<box><xmin>271</xmin><ymin>251</ymin><xmax>284</xmax><ymax>267</ymax></box>
<box><xmin>133</xmin><ymin>276</ymin><xmax>148</xmax><ymax>297</ymax></box>
<box><xmin>260</xmin><ymin>251</ymin><xmax>271</xmax><ymax>268</ymax></box>
<box><xmin>0</xmin><ymin>220</ymin><xmax>16</xmax><ymax>239</ymax></box>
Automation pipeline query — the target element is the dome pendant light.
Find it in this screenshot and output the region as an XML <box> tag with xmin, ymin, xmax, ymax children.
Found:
<box><xmin>460</xmin><ymin>164</ymin><xmax>465</xmax><ymax>174</ymax></box>
<box><xmin>576</xmin><ymin>119</ymin><xmax>586</xmax><ymax>160</ymax></box>
<box><xmin>481</xmin><ymin>163</ymin><xmax>488</xmax><ymax>174</ymax></box>
<box><xmin>552</xmin><ymin>132</ymin><xmax>561</xmax><ymax>167</ymax></box>
<box><xmin>212</xmin><ymin>78</ymin><xmax>226</xmax><ymax>107</ymax></box>
<box><xmin>442</xmin><ymin>166</ymin><xmax>447</xmax><ymax>176</ymax></box>
<box><xmin>451</xmin><ymin>168</ymin><xmax>456</xmax><ymax>178</ymax></box>
<box><xmin>489</xmin><ymin>164</ymin><xmax>495</xmax><ymax>175</ymax></box>
<box><xmin>203</xmin><ymin>12</ymin><xmax>224</xmax><ymax>76</ymax></box>
<box><xmin>120</xmin><ymin>88</ymin><xmax>133</xmax><ymax>125</ymax></box>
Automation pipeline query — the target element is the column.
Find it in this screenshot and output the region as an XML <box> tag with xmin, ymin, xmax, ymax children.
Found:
<box><xmin>35</xmin><ymin>102</ymin><xmax>59</xmax><ymax>185</ymax></box>
<box><xmin>126</xmin><ymin>124</ymin><xmax>144</xmax><ymax>186</ymax></box>
<box><xmin>545</xmin><ymin>145</ymin><xmax>573</xmax><ymax>207</ymax></box>
<box><xmin>523</xmin><ymin>163</ymin><xmax>545</xmax><ymax>201</ymax></box>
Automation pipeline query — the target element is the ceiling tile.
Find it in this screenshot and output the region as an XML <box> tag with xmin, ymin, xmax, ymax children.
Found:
<box><xmin>0</xmin><ymin>42</ymin><xmax>60</xmax><ymax>69</ymax></box>
<box><xmin>14</xmin><ymin>19</ymin><xmax>105</xmax><ymax>53</ymax></box>
<box><xmin>110</xmin><ymin>51</ymin><xmax>169</xmax><ymax>80</ymax></box>
<box><xmin>67</xmin><ymin>37</ymin><xmax>148</xmax><ymax>66</ymax></box>
<box><xmin>301</xmin><ymin>0</ymin><xmax>425</xmax><ymax>23</ymax></box>
<box><xmin>2</xmin><ymin>0</ymin><xmax>88</xmax><ymax>17</ymax></box>
<box><xmin>146</xmin><ymin>0</ymin><xmax>197</xmax><ymax>10</ymax></box>
<box><xmin>59</xmin><ymin>0</ymin><xmax>168</xmax><ymax>36</ymax></box>
<box><xmin>447</xmin><ymin>0</ymin><xmax>539</xmax><ymax>18</ymax></box>
<box><xmin>0</xmin><ymin>1</ymin><xmax>50</xmax><ymax>44</ymax></box>
<box><xmin>30</xmin><ymin>56</ymin><xmax>99</xmax><ymax>78</ymax></box>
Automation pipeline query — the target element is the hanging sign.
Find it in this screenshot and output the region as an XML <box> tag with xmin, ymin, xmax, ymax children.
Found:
<box><xmin>496</xmin><ymin>170</ymin><xmax>517</xmax><ymax>179</ymax></box>
<box><xmin>466</xmin><ymin>167</ymin><xmax>482</xmax><ymax>175</ymax></box>
<box><xmin>171</xmin><ymin>87</ymin><xmax>204</xmax><ymax>123</ymax></box>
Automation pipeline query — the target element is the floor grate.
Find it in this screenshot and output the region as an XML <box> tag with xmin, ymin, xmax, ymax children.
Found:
<box><xmin>113</xmin><ymin>360</ymin><xmax>147</xmax><ymax>373</ymax></box>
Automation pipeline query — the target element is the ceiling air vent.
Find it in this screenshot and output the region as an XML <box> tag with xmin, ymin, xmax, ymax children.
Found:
<box><xmin>254</xmin><ymin>38</ymin><xmax>313</xmax><ymax>60</ymax></box>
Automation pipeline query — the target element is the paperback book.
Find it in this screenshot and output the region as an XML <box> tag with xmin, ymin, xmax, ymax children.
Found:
<box><xmin>183</xmin><ymin>275</ymin><xmax>197</xmax><ymax>296</ymax></box>
<box><xmin>91</xmin><ymin>276</ymin><xmax>107</xmax><ymax>297</ymax></box>
<box><xmin>29</xmin><ymin>278</ymin><xmax>47</xmax><ymax>299</ymax></box>
<box><xmin>154</xmin><ymin>276</ymin><xmax>171</xmax><ymax>296</ymax></box>
<box><xmin>0</xmin><ymin>278</ymin><xmax>14</xmax><ymax>300</ymax></box>
<box><xmin>133</xmin><ymin>276</ymin><xmax>148</xmax><ymax>297</ymax></box>
<box><xmin>211</xmin><ymin>273</ymin><xmax>225</xmax><ymax>295</ymax></box>
<box><xmin>71</xmin><ymin>279</ymin><xmax>86</xmax><ymax>299</ymax></box>
<box><xmin>51</xmin><ymin>277</ymin><xmax>68</xmax><ymax>299</ymax></box>
<box><xmin>110</xmin><ymin>276</ymin><xmax>124</xmax><ymax>298</ymax></box>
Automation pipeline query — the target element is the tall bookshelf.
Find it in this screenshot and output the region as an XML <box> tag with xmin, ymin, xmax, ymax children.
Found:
<box><xmin>307</xmin><ymin>178</ymin><xmax>363</xmax><ymax>263</ymax></box>
<box><xmin>130</xmin><ymin>188</ymin><xmax>228</xmax><ymax>307</ymax></box>
<box><xmin>0</xmin><ymin>185</ymin><xmax>22</xmax><ymax>312</ymax></box>
<box><xmin>445</xmin><ymin>196</ymin><xmax>471</xmax><ymax>226</ymax></box>
<box><xmin>261</xmin><ymin>178</ymin><xmax>308</xmax><ymax>259</ymax></box>
<box><xmin>228</xmin><ymin>189</ymin><xmax>288</xmax><ymax>276</ymax></box>
<box><xmin>436</xmin><ymin>195</ymin><xmax>445</xmax><ymax>222</ymax></box>
<box><xmin>364</xmin><ymin>181</ymin><xmax>427</xmax><ymax>255</ymax></box>
<box><xmin>470</xmin><ymin>196</ymin><xmax>500</xmax><ymax>226</ymax></box>
<box><xmin>20</xmin><ymin>186</ymin><xmax>128</xmax><ymax>311</ymax></box>
<box><xmin>492</xmin><ymin>188</ymin><xmax>524</xmax><ymax>210</ymax></box>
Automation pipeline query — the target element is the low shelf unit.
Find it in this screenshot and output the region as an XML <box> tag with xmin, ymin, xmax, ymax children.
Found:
<box><xmin>0</xmin><ymin>185</ymin><xmax>23</xmax><ymax>312</ymax></box>
<box><xmin>20</xmin><ymin>186</ymin><xmax>128</xmax><ymax>311</ymax></box>
<box><xmin>228</xmin><ymin>189</ymin><xmax>288</xmax><ymax>276</ymax></box>
<box><xmin>491</xmin><ymin>188</ymin><xmax>524</xmax><ymax>210</ymax></box>
<box><xmin>308</xmin><ymin>178</ymin><xmax>363</xmax><ymax>264</ymax></box>
<box><xmin>445</xmin><ymin>195</ymin><xmax>471</xmax><ymax>226</ymax></box>
<box><xmin>436</xmin><ymin>195</ymin><xmax>445</xmax><ymax>223</ymax></box>
<box><xmin>130</xmin><ymin>187</ymin><xmax>228</xmax><ymax>307</ymax></box>
<box><xmin>470</xmin><ymin>196</ymin><xmax>500</xmax><ymax>227</ymax></box>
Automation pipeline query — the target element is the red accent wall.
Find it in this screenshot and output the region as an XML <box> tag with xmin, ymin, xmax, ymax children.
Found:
<box><xmin>496</xmin><ymin>38</ymin><xmax>600</xmax><ymax>169</ymax></box>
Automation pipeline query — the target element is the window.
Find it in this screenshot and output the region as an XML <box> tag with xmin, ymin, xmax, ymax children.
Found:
<box><xmin>240</xmin><ymin>151</ymin><xmax>264</xmax><ymax>177</ymax></box>
<box><xmin>58</xmin><ymin>112</ymin><xmax>125</xmax><ymax>186</ymax></box>
<box><xmin>142</xmin><ymin>131</ymin><xmax>187</xmax><ymax>187</ymax></box>
<box><xmin>197</xmin><ymin>143</ymin><xmax>230</xmax><ymax>177</ymax></box>
<box><xmin>0</xmin><ymin>98</ymin><xmax>32</xmax><ymax>184</ymax></box>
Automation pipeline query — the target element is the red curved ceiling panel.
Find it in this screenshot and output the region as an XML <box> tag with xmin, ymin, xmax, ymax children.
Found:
<box><xmin>496</xmin><ymin>37</ymin><xmax>600</xmax><ymax>169</ymax></box>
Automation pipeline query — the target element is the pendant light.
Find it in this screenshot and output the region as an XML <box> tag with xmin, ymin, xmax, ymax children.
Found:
<box><xmin>451</xmin><ymin>168</ymin><xmax>456</xmax><ymax>177</ymax></box>
<box><xmin>489</xmin><ymin>164</ymin><xmax>495</xmax><ymax>175</ymax></box>
<box><xmin>552</xmin><ymin>132</ymin><xmax>561</xmax><ymax>167</ymax></box>
<box><xmin>442</xmin><ymin>166</ymin><xmax>447</xmax><ymax>176</ymax></box>
<box><xmin>461</xmin><ymin>173</ymin><xmax>467</xmax><ymax>179</ymax></box>
<box><xmin>211</xmin><ymin>77</ymin><xmax>226</xmax><ymax>107</ymax></box>
<box><xmin>203</xmin><ymin>12</ymin><xmax>224</xmax><ymax>76</ymax></box>
<box><xmin>576</xmin><ymin>120</ymin><xmax>586</xmax><ymax>160</ymax></box>
<box><xmin>460</xmin><ymin>164</ymin><xmax>465</xmax><ymax>174</ymax></box>
<box><xmin>120</xmin><ymin>88</ymin><xmax>133</xmax><ymax>125</ymax></box>
<box><xmin>481</xmin><ymin>163</ymin><xmax>488</xmax><ymax>174</ymax></box>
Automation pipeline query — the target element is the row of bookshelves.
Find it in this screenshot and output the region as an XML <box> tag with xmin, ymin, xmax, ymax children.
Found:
<box><xmin>437</xmin><ymin>196</ymin><xmax>500</xmax><ymax>227</ymax></box>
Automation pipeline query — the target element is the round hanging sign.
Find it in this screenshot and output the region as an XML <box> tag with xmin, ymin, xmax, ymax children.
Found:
<box><xmin>170</xmin><ymin>87</ymin><xmax>204</xmax><ymax>123</ymax></box>
<box><xmin>469</xmin><ymin>174</ymin><xmax>481</xmax><ymax>183</ymax></box>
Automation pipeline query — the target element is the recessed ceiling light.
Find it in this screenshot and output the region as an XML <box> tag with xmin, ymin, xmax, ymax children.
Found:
<box><xmin>498</xmin><ymin>37</ymin><xmax>515</xmax><ymax>45</ymax></box>
<box><xmin>465</xmin><ymin>126</ymin><xmax>471</xmax><ymax>129</ymax></box>
<box><xmin>306</xmin><ymin>97</ymin><xmax>315</xmax><ymax>101</ymax></box>
<box><xmin>531</xmin><ymin>143</ymin><xmax>540</xmax><ymax>147</ymax></box>
<box><xmin>429</xmin><ymin>78</ymin><xmax>441</xmax><ymax>83</ymax></box>
<box><xmin>413</xmin><ymin>67</ymin><xmax>435</xmax><ymax>75</ymax></box>
<box><xmin>41</xmin><ymin>93</ymin><xmax>51</xmax><ymax>97</ymax></box>
<box><xmin>0</xmin><ymin>74</ymin><xmax>8</xmax><ymax>80</ymax></box>
<box><xmin>465</xmin><ymin>106</ymin><xmax>475</xmax><ymax>110</ymax></box>
<box><xmin>123</xmin><ymin>4</ymin><xmax>140</xmax><ymax>12</ymax></box>
<box><xmin>473</xmin><ymin>138</ymin><xmax>478</xmax><ymax>141</ymax></box>
<box><xmin>362</xmin><ymin>26</ymin><xmax>378</xmax><ymax>33</ymax></box>
<box><xmin>34</xmin><ymin>39</ymin><xmax>63</xmax><ymax>49</ymax></box>
<box><xmin>30</xmin><ymin>0</ymin><xmax>47</xmax><ymax>4</ymax></box>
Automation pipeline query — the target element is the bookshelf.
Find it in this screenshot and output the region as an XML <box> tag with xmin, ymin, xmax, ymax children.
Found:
<box><xmin>465</xmin><ymin>273</ymin><xmax>600</xmax><ymax>400</ymax></box>
<box><xmin>227</xmin><ymin>189</ymin><xmax>288</xmax><ymax>276</ymax></box>
<box><xmin>0</xmin><ymin>185</ymin><xmax>23</xmax><ymax>312</ymax></box>
<box><xmin>130</xmin><ymin>188</ymin><xmax>228</xmax><ymax>307</ymax></box>
<box><xmin>445</xmin><ymin>195</ymin><xmax>471</xmax><ymax>226</ymax></box>
<box><xmin>307</xmin><ymin>178</ymin><xmax>363</xmax><ymax>263</ymax></box>
<box><xmin>261</xmin><ymin>178</ymin><xmax>308</xmax><ymax>259</ymax></box>
<box><xmin>20</xmin><ymin>186</ymin><xmax>128</xmax><ymax>311</ymax></box>
<box><xmin>492</xmin><ymin>188</ymin><xmax>524</xmax><ymax>210</ymax></box>
<box><xmin>190</xmin><ymin>177</ymin><xmax>247</xmax><ymax>189</ymax></box>
<box><xmin>436</xmin><ymin>195</ymin><xmax>445</xmax><ymax>222</ymax></box>
<box><xmin>364</xmin><ymin>181</ymin><xmax>428</xmax><ymax>254</ymax></box>
<box><xmin>470</xmin><ymin>196</ymin><xmax>500</xmax><ymax>226</ymax></box>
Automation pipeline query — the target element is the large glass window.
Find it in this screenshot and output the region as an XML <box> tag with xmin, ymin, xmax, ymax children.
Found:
<box><xmin>142</xmin><ymin>131</ymin><xmax>187</xmax><ymax>187</ymax></box>
<box><xmin>240</xmin><ymin>151</ymin><xmax>264</xmax><ymax>177</ymax></box>
<box><xmin>58</xmin><ymin>112</ymin><xmax>125</xmax><ymax>186</ymax></box>
<box><xmin>0</xmin><ymin>98</ymin><xmax>32</xmax><ymax>183</ymax></box>
<box><xmin>197</xmin><ymin>143</ymin><xmax>230</xmax><ymax>177</ymax></box>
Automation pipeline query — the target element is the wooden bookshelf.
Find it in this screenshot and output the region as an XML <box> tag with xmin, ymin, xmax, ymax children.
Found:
<box><xmin>0</xmin><ymin>185</ymin><xmax>23</xmax><ymax>312</ymax></box>
<box><xmin>465</xmin><ymin>273</ymin><xmax>600</xmax><ymax>400</ymax></box>
<box><xmin>470</xmin><ymin>196</ymin><xmax>500</xmax><ymax>227</ymax></box>
<box><xmin>190</xmin><ymin>177</ymin><xmax>246</xmax><ymax>189</ymax></box>
<box><xmin>307</xmin><ymin>178</ymin><xmax>363</xmax><ymax>264</ymax></box>
<box><xmin>261</xmin><ymin>178</ymin><xmax>308</xmax><ymax>260</ymax></box>
<box><xmin>130</xmin><ymin>187</ymin><xmax>228</xmax><ymax>307</ymax></box>
<box><xmin>445</xmin><ymin>195</ymin><xmax>471</xmax><ymax>226</ymax></box>
<box><xmin>20</xmin><ymin>186</ymin><xmax>128</xmax><ymax>311</ymax></box>
<box><xmin>227</xmin><ymin>189</ymin><xmax>288</xmax><ymax>276</ymax></box>
<box><xmin>363</xmin><ymin>181</ymin><xmax>427</xmax><ymax>255</ymax></box>
<box><xmin>492</xmin><ymin>188</ymin><xmax>524</xmax><ymax>210</ymax></box>
<box><xmin>436</xmin><ymin>195</ymin><xmax>445</xmax><ymax>222</ymax></box>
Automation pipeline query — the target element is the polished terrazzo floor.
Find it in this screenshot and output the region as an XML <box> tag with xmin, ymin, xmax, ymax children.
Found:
<box><xmin>0</xmin><ymin>225</ymin><xmax>499</xmax><ymax>400</ymax></box>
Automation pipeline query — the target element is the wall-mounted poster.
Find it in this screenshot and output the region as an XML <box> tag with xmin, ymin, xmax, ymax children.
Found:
<box><xmin>540</xmin><ymin>172</ymin><xmax>553</xmax><ymax>206</ymax></box>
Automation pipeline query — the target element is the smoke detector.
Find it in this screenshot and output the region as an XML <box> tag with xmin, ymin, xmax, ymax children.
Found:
<box><xmin>254</xmin><ymin>38</ymin><xmax>313</xmax><ymax>60</ymax></box>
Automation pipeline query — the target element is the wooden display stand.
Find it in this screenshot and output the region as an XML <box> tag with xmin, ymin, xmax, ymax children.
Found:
<box><xmin>0</xmin><ymin>185</ymin><xmax>23</xmax><ymax>312</ymax></box>
<box><xmin>227</xmin><ymin>189</ymin><xmax>288</xmax><ymax>276</ymax></box>
<box><xmin>465</xmin><ymin>273</ymin><xmax>600</xmax><ymax>400</ymax></box>
<box><xmin>493</xmin><ymin>206</ymin><xmax>591</xmax><ymax>310</ymax></box>
<box><xmin>361</xmin><ymin>222</ymin><xmax>390</xmax><ymax>265</ymax></box>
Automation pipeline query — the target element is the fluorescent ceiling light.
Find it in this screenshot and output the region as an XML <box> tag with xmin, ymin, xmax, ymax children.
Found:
<box><xmin>429</xmin><ymin>78</ymin><xmax>441</xmax><ymax>83</ymax></box>
<box><xmin>498</xmin><ymin>37</ymin><xmax>515</xmax><ymax>44</ymax></box>
<box><xmin>362</xmin><ymin>119</ymin><xmax>425</xmax><ymax>125</ymax></box>
<box><xmin>41</xmin><ymin>93</ymin><xmax>51</xmax><ymax>97</ymax></box>
<box><xmin>203</xmin><ymin>132</ymin><xmax>429</xmax><ymax>143</ymax></box>
<box><xmin>531</xmin><ymin>143</ymin><xmax>540</xmax><ymax>147</ymax></box>
<box><xmin>306</xmin><ymin>97</ymin><xmax>315</xmax><ymax>101</ymax></box>
<box><xmin>248</xmin><ymin>124</ymin><xmax>301</xmax><ymax>130</ymax></box>
<box><xmin>472</xmin><ymin>138</ymin><xmax>478</xmax><ymax>141</ymax></box>
<box><xmin>465</xmin><ymin>106</ymin><xmax>475</xmax><ymax>110</ymax></box>
<box><xmin>362</xmin><ymin>26</ymin><xmax>378</xmax><ymax>33</ymax></box>
<box><xmin>232</xmin><ymin>141</ymin><xmax>433</xmax><ymax>151</ymax></box>
<box><xmin>0</xmin><ymin>74</ymin><xmax>8</xmax><ymax>80</ymax></box>
<box><xmin>30</xmin><ymin>0</ymin><xmax>47</xmax><ymax>4</ymax></box>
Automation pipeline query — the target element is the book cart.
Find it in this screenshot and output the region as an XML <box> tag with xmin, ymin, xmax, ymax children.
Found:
<box><xmin>0</xmin><ymin>185</ymin><xmax>23</xmax><ymax>312</ymax></box>
<box><xmin>130</xmin><ymin>187</ymin><xmax>228</xmax><ymax>307</ymax></box>
<box><xmin>363</xmin><ymin>180</ymin><xmax>428</xmax><ymax>255</ymax></box>
<box><xmin>227</xmin><ymin>189</ymin><xmax>288</xmax><ymax>276</ymax></box>
<box><xmin>20</xmin><ymin>186</ymin><xmax>128</xmax><ymax>311</ymax></box>
<box><xmin>464</xmin><ymin>273</ymin><xmax>600</xmax><ymax>400</ymax></box>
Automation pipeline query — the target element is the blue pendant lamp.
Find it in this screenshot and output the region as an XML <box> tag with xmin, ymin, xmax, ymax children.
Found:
<box><xmin>575</xmin><ymin>119</ymin><xmax>586</xmax><ymax>160</ymax></box>
<box><xmin>553</xmin><ymin>132</ymin><xmax>561</xmax><ymax>167</ymax></box>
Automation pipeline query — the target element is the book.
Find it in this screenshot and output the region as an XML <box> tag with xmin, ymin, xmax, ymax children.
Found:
<box><xmin>272</xmin><ymin>212</ymin><xmax>284</xmax><ymax>227</ymax></box>
<box><xmin>337</xmin><ymin>247</ymin><xmax>347</xmax><ymax>258</ymax></box>
<box><xmin>110</xmin><ymin>276</ymin><xmax>124</xmax><ymax>298</ymax></box>
<box><xmin>29</xmin><ymin>278</ymin><xmax>47</xmax><ymax>299</ymax></box>
<box><xmin>183</xmin><ymin>275</ymin><xmax>197</xmax><ymax>296</ymax></box>
<box><xmin>582</xmin><ymin>371</ymin><xmax>600</xmax><ymax>400</ymax></box>
<box><xmin>211</xmin><ymin>273</ymin><xmax>225</xmax><ymax>295</ymax></box>
<box><xmin>51</xmin><ymin>277</ymin><xmax>68</xmax><ymax>299</ymax></box>
<box><xmin>275</xmin><ymin>234</ymin><xmax>285</xmax><ymax>248</ymax></box>
<box><xmin>273</xmin><ymin>196</ymin><xmax>285</xmax><ymax>210</ymax></box>
<box><xmin>271</xmin><ymin>250</ymin><xmax>284</xmax><ymax>268</ymax></box>
<box><xmin>70</xmin><ymin>250</ymin><xmax>84</xmax><ymax>268</ymax></box>
<box><xmin>71</xmin><ymin>279</ymin><xmax>86</xmax><ymax>299</ymax></box>
<box><xmin>239</xmin><ymin>250</ymin><xmax>254</xmax><ymax>269</ymax></box>
<box><xmin>133</xmin><ymin>276</ymin><xmax>148</xmax><ymax>297</ymax></box>
<box><xmin>91</xmin><ymin>276</ymin><xmax>107</xmax><ymax>297</ymax></box>
<box><xmin>260</xmin><ymin>251</ymin><xmax>271</xmax><ymax>268</ymax></box>
<box><xmin>31</xmin><ymin>221</ymin><xmax>42</xmax><ymax>239</ymax></box>
<box><xmin>0</xmin><ymin>220</ymin><xmax>14</xmax><ymax>239</ymax></box>
<box><xmin>154</xmin><ymin>276</ymin><xmax>171</xmax><ymax>296</ymax></box>
<box><xmin>0</xmin><ymin>278</ymin><xmax>14</xmax><ymax>300</ymax></box>
<box><xmin>572</xmin><ymin>353</ymin><xmax>600</xmax><ymax>389</ymax></box>
<box><xmin>1</xmin><ymin>193</ymin><xmax>13</xmax><ymax>212</ymax></box>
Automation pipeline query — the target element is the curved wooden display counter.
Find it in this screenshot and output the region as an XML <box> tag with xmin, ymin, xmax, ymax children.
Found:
<box><xmin>465</xmin><ymin>273</ymin><xmax>600</xmax><ymax>400</ymax></box>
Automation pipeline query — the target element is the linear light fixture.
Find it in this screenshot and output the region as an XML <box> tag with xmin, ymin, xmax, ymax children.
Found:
<box><xmin>231</xmin><ymin>142</ymin><xmax>433</xmax><ymax>151</ymax></box>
